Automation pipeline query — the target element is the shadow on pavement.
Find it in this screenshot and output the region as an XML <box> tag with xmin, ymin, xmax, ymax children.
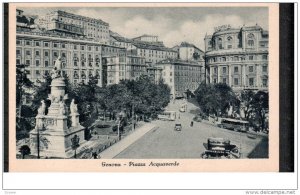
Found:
<box><xmin>247</xmin><ymin>136</ymin><xmax>269</xmax><ymax>158</ymax></box>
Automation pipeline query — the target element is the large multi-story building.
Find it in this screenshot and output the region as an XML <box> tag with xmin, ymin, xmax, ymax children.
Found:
<box><xmin>37</xmin><ymin>10</ymin><xmax>110</xmax><ymax>43</ymax></box>
<box><xmin>16</xmin><ymin>29</ymin><xmax>124</xmax><ymax>87</ymax></box>
<box><xmin>146</xmin><ymin>66</ymin><xmax>163</xmax><ymax>84</ymax></box>
<box><xmin>204</xmin><ymin>24</ymin><xmax>269</xmax><ymax>91</ymax></box>
<box><xmin>132</xmin><ymin>34</ymin><xmax>159</xmax><ymax>42</ymax></box>
<box><xmin>178</xmin><ymin>42</ymin><xmax>205</xmax><ymax>62</ymax></box>
<box><xmin>155</xmin><ymin>59</ymin><xmax>205</xmax><ymax>98</ymax></box>
<box><xmin>106</xmin><ymin>53</ymin><xmax>147</xmax><ymax>85</ymax></box>
<box><xmin>110</xmin><ymin>33</ymin><xmax>178</xmax><ymax>65</ymax></box>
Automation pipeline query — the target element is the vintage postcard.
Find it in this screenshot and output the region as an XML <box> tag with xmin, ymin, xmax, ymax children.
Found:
<box><xmin>7</xmin><ymin>2</ymin><xmax>279</xmax><ymax>172</ymax></box>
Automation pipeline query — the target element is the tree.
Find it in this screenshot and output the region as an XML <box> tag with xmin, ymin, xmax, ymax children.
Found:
<box><xmin>214</xmin><ymin>83</ymin><xmax>238</xmax><ymax>115</ymax></box>
<box><xmin>239</xmin><ymin>90</ymin><xmax>255</xmax><ymax>120</ymax></box>
<box><xmin>251</xmin><ymin>91</ymin><xmax>269</xmax><ymax>131</ymax></box>
<box><xmin>19</xmin><ymin>145</ymin><xmax>31</xmax><ymax>159</ymax></box>
<box><xmin>195</xmin><ymin>82</ymin><xmax>219</xmax><ymax>115</ymax></box>
<box><xmin>31</xmin><ymin>74</ymin><xmax>52</xmax><ymax>114</ymax></box>
<box><xmin>16</xmin><ymin>64</ymin><xmax>34</xmax><ymax>138</ymax></box>
<box><xmin>194</xmin><ymin>82</ymin><xmax>238</xmax><ymax>117</ymax></box>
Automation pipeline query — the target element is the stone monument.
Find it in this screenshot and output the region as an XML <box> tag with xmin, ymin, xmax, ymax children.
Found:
<box><xmin>30</xmin><ymin>56</ymin><xmax>86</xmax><ymax>158</ymax></box>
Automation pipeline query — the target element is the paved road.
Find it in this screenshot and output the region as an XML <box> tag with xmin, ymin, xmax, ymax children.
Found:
<box><xmin>115</xmin><ymin>99</ymin><xmax>268</xmax><ymax>159</ymax></box>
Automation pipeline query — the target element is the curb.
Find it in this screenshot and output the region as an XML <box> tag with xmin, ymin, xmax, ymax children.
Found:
<box><xmin>99</xmin><ymin>123</ymin><xmax>158</xmax><ymax>158</ymax></box>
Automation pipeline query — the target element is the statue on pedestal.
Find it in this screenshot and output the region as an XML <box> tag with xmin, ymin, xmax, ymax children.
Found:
<box><xmin>51</xmin><ymin>56</ymin><xmax>62</xmax><ymax>79</ymax></box>
<box><xmin>70</xmin><ymin>99</ymin><xmax>79</xmax><ymax>127</ymax></box>
<box><xmin>37</xmin><ymin>100</ymin><xmax>46</xmax><ymax>116</ymax></box>
<box><xmin>70</xmin><ymin>99</ymin><xmax>78</xmax><ymax>114</ymax></box>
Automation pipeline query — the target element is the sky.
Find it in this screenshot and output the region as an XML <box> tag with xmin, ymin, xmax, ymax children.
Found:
<box><xmin>20</xmin><ymin>7</ymin><xmax>268</xmax><ymax>50</ymax></box>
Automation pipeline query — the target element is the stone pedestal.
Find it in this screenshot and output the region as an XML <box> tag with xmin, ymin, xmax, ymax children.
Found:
<box><xmin>29</xmin><ymin>77</ymin><xmax>86</xmax><ymax>158</ymax></box>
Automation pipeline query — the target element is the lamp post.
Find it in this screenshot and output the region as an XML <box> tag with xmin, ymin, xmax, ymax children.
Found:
<box><xmin>37</xmin><ymin>126</ymin><xmax>40</xmax><ymax>159</ymax></box>
<box><xmin>71</xmin><ymin>134</ymin><xmax>80</xmax><ymax>159</ymax></box>
<box><xmin>132</xmin><ymin>104</ymin><xmax>135</xmax><ymax>131</ymax></box>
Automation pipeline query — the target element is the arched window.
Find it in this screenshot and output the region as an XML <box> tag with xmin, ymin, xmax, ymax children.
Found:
<box><xmin>227</xmin><ymin>36</ymin><xmax>233</xmax><ymax>49</ymax></box>
<box><xmin>218</xmin><ymin>38</ymin><xmax>223</xmax><ymax>49</ymax></box>
<box><xmin>247</xmin><ymin>33</ymin><xmax>255</xmax><ymax>47</ymax></box>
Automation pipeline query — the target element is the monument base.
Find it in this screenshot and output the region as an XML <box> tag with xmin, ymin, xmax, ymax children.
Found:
<box><xmin>30</xmin><ymin>125</ymin><xmax>86</xmax><ymax>158</ymax></box>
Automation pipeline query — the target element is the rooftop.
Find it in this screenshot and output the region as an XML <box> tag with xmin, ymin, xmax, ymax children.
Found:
<box><xmin>156</xmin><ymin>58</ymin><xmax>202</xmax><ymax>66</ymax></box>
<box><xmin>132</xmin><ymin>34</ymin><xmax>158</xmax><ymax>39</ymax></box>
<box><xmin>131</xmin><ymin>41</ymin><xmax>175</xmax><ymax>52</ymax></box>
<box><xmin>110</xmin><ymin>34</ymin><xmax>133</xmax><ymax>43</ymax></box>
<box><xmin>180</xmin><ymin>42</ymin><xmax>204</xmax><ymax>53</ymax></box>
<box><xmin>51</xmin><ymin>10</ymin><xmax>109</xmax><ymax>26</ymax></box>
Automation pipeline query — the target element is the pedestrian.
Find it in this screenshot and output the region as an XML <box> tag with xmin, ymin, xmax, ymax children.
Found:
<box><xmin>190</xmin><ymin>121</ymin><xmax>194</xmax><ymax>127</ymax></box>
<box><xmin>178</xmin><ymin>113</ymin><xmax>180</xmax><ymax>119</ymax></box>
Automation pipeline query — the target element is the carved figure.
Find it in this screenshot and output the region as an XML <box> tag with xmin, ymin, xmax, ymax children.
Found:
<box><xmin>48</xmin><ymin>94</ymin><xmax>54</xmax><ymax>102</ymax></box>
<box><xmin>37</xmin><ymin>100</ymin><xmax>46</xmax><ymax>115</ymax></box>
<box><xmin>70</xmin><ymin>99</ymin><xmax>78</xmax><ymax>114</ymax></box>
<box><xmin>59</xmin><ymin>101</ymin><xmax>66</xmax><ymax>115</ymax></box>
<box><xmin>51</xmin><ymin>56</ymin><xmax>62</xmax><ymax>79</ymax></box>
<box><xmin>54</xmin><ymin>96</ymin><xmax>61</xmax><ymax>103</ymax></box>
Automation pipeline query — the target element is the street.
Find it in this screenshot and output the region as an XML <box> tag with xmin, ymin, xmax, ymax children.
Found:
<box><xmin>115</xmin><ymin>99</ymin><xmax>268</xmax><ymax>159</ymax></box>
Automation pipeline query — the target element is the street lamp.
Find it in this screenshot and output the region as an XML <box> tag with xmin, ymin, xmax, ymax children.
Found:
<box><xmin>71</xmin><ymin>134</ymin><xmax>80</xmax><ymax>159</ymax></box>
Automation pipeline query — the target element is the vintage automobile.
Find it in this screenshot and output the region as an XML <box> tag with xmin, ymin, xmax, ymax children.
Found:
<box><xmin>174</xmin><ymin>123</ymin><xmax>182</xmax><ymax>131</ymax></box>
<box><xmin>201</xmin><ymin>137</ymin><xmax>240</xmax><ymax>159</ymax></box>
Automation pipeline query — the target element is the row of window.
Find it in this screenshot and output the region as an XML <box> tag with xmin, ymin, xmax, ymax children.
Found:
<box><xmin>17</xmin><ymin>49</ymin><xmax>105</xmax><ymax>61</ymax></box>
<box><xmin>27</xmin><ymin>69</ymin><xmax>100</xmax><ymax>78</ymax></box>
<box><xmin>107</xmin><ymin>65</ymin><xmax>146</xmax><ymax>71</ymax></box>
<box><xmin>208</xmin><ymin>54</ymin><xmax>268</xmax><ymax>63</ymax></box>
<box><xmin>211</xmin><ymin>65</ymin><xmax>268</xmax><ymax>74</ymax></box>
<box><xmin>17</xmin><ymin>39</ymin><xmax>122</xmax><ymax>53</ymax></box>
<box><xmin>56</xmin><ymin>16</ymin><xmax>108</xmax><ymax>29</ymax></box>
<box><xmin>212</xmin><ymin>77</ymin><xmax>268</xmax><ymax>87</ymax></box>
<box><xmin>174</xmin><ymin>65</ymin><xmax>202</xmax><ymax>71</ymax></box>
<box><xmin>138</xmin><ymin>49</ymin><xmax>176</xmax><ymax>56</ymax></box>
<box><xmin>16</xmin><ymin>58</ymin><xmax>100</xmax><ymax>68</ymax></box>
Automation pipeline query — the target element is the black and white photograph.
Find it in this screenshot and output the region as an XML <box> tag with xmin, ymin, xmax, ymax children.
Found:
<box><xmin>3</xmin><ymin>1</ymin><xmax>299</xmax><ymax>194</ymax></box>
<box><xmin>13</xmin><ymin>5</ymin><xmax>271</xmax><ymax>162</ymax></box>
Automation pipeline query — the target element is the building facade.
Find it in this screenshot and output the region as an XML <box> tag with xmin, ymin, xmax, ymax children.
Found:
<box><xmin>178</xmin><ymin>42</ymin><xmax>205</xmax><ymax>62</ymax></box>
<box><xmin>110</xmin><ymin>34</ymin><xmax>178</xmax><ymax>65</ymax></box>
<box><xmin>106</xmin><ymin>53</ymin><xmax>147</xmax><ymax>85</ymax></box>
<box><xmin>155</xmin><ymin>59</ymin><xmax>204</xmax><ymax>99</ymax></box>
<box><xmin>132</xmin><ymin>34</ymin><xmax>159</xmax><ymax>42</ymax></box>
<box><xmin>204</xmin><ymin>24</ymin><xmax>269</xmax><ymax>91</ymax></box>
<box><xmin>16</xmin><ymin>30</ymin><xmax>124</xmax><ymax>87</ymax></box>
<box><xmin>37</xmin><ymin>10</ymin><xmax>110</xmax><ymax>43</ymax></box>
<box><xmin>146</xmin><ymin>66</ymin><xmax>163</xmax><ymax>84</ymax></box>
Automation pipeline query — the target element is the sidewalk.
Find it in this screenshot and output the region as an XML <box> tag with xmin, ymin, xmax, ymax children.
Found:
<box><xmin>99</xmin><ymin>123</ymin><xmax>158</xmax><ymax>158</ymax></box>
